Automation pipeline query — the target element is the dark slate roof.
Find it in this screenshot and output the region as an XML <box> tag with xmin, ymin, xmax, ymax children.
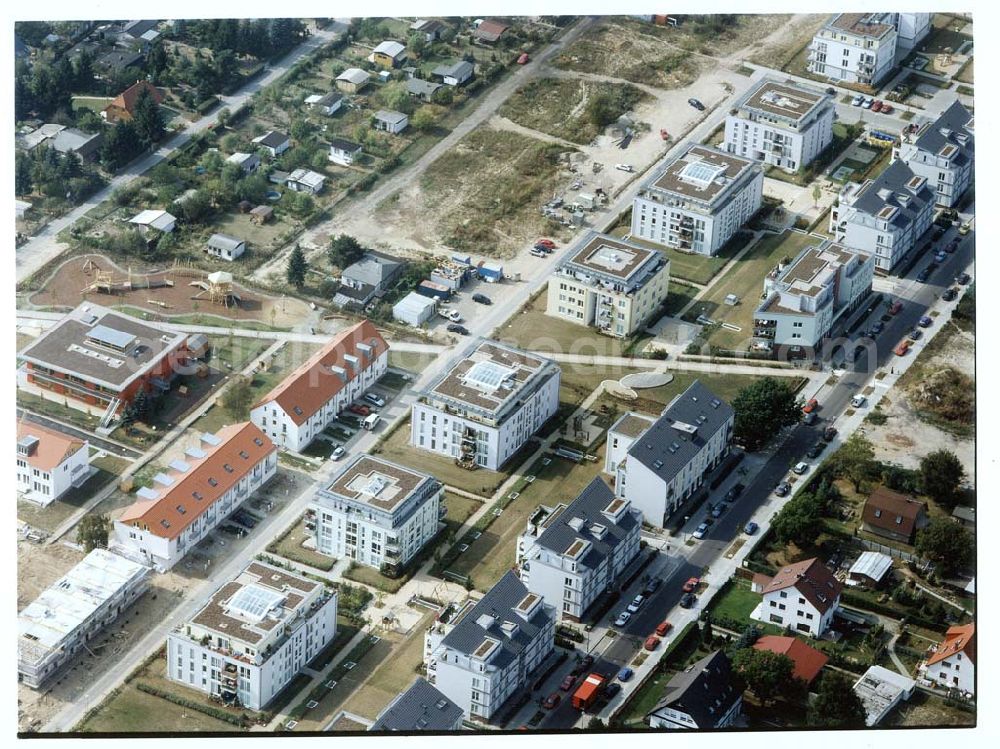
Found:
<box><xmin>914</xmin><ymin>99</ymin><xmax>974</xmax><ymax>167</ymax></box>
<box><xmin>329</xmin><ymin>137</ymin><xmax>362</xmax><ymax>152</ymax></box>
<box><xmin>122</xmin><ymin>20</ymin><xmax>160</xmax><ymax>38</ymax></box>
<box><xmin>316</xmin><ymin>91</ymin><xmax>343</xmax><ymax>107</ymax></box>
<box><xmin>647</xmin><ymin>650</ymin><xmax>741</xmax><ymax>728</ymax></box>
<box><xmin>257</xmin><ymin>130</ymin><xmax>290</xmax><ymax>148</ymax></box>
<box><xmin>626</xmin><ymin>380</ymin><xmax>733</xmax><ymax>481</ymax></box>
<box><xmin>97</xmin><ymin>49</ymin><xmax>144</xmax><ymax>72</ymax></box>
<box><xmin>852</xmin><ymin>160</ymin><xmax>934</xmax><ymax>232</ymax></box>
<box><xmin>407</xmin><ymin>78</ymin><xmax>442</xmax><ymax>97</ymax></box>
<box><xmin>370</xmin><ymin>677</ymin><xmax>463</xmax><ymax>731</ymax></box>
<box><xmin>441</xmin><ymin>570</ymin><xmax>552</xmax><ymax>670</ymax></box>
<box><xmin>533</xmin><ymin>477</ymin><xmax>637</xmax><ymax>571</ymax></box>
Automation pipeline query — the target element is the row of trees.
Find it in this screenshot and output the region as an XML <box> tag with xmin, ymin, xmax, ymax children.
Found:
<box><xmin>15</xmin><ymin>145</ymin><xmax>104</xmax><ymax>201</ymax></box>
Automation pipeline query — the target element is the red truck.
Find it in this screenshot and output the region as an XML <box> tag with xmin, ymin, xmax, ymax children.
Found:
<box><xmin>571</xmin><ymin>673</ymin><xmax>606</xmax><ymax>711</ymax></box>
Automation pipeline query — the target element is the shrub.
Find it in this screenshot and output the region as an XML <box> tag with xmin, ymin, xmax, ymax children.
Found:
<box><xmin>135</xmin><ymin>682</ymin><xmax>250</xmax><ymax>727</ymax></box>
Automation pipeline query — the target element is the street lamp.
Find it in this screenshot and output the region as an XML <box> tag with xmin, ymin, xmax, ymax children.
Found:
<box><xmin>684</xmin><ymin>515</ymin><xmax>691</xmax><ymax>543</ymax></box>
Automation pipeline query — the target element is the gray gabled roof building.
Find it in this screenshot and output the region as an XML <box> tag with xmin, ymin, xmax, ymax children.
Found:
<box><xmin>370</xmin><ymin>677</ymin><xmax>464</xmax><ymax>731</ymax></box>
<box><xmin>894</xmin><ymin>98</ymin><xmax>974</xmax><ymax>208</ymax></box>
<box><xmin>647</xmin><ymin>650</ymin><xmax>743</xmax><ymax>729</ymax></box>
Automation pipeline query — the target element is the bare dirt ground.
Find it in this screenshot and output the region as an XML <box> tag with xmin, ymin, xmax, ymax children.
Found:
<box><xmin>26</xmin><ymin>253</ymin><xmax>313</xmax><ymax>328</ymax></box>
<box><xmin>746</xmin><ymin>15</ymin><xmax>828</xmax><ymax>69</ymax></box>
<box><xmin>864</xmin><ymin>326</ymin><xmax>975</xmax><ymax>484</ymax></box>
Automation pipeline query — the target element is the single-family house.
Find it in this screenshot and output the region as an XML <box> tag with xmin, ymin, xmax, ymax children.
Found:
<box><xmin>205</xmin><ymin>233</ymin><xmax>246</xmax><ymax>261</ymax></box>
<box><xmin>103</xmin><ymin>80</ymin><xmax>162</xmax><ymax>124</ymax></box>
<box><xmin>120</xmin><ymin>20</ymin><xmax>160</xmax><ymax>42</ymax></box>
<box><xmin>646</xmin><ymin>651</ymin><xmax>743</xmax><ymax>729</ymax></box>
<box><xmin>336</xmin><ymin>68</ymin><xmax>371</xmax><ymax>93</ymax></box>
<box><xmin>751</xmin><ymin>557</ymin><xmax>842</xmax><ymax>637</ymax></box>
<box><xmin>432</xmin><ymin>60</ymin><xmax>474</xmax><ymax>86</ymax></box>
<box><xmin>307</xmin><ymin>91</ymin><xmax>344</xmax><ymax>116</ymax></box>
<box><xmin>329</xmin><ymin>138</ymin><xmax>363</xmax><ymax>167</ymax></box>
<box><xmin>473</xmin><ymin>19</ymin><xmax>509</xmax><ymax>44</ymax></box>
<box><xmin>16</xmin><ymin>421</ymin><xmax>92</xmax><ymax>506</ymax></box>
<box><xmin>286</xmin><ymin>168</ymin><xmax>326</xmax><ymax>195</ymax></box>
<box><xmin>253</xmin><ymin>130</ymin><xmax>291</xmax><ymax>158</ymax></box>
<box><xmin>371</xmin><ymin>40</ymin><xmax>407</xmax><ymax>69</ymax></box>
<box><xmin>921</xmin><ymin>623</ymin><xmax>975</xmax><ymax>695</ymax></box>
<box><xmin>752</xmin><ymin>636</ymin><xmax>828</xmax><ymax>686</ymax></box>
<box><xmin>406</xmin><ymin>78</ymin><xmax>442</xmax><ymax>101</ymax></box>
<box><xmin>410</xmin><ymin>19</ymin><xmax>447</xmax><ymax>43</ymax></box>
<box><xmin>129</xmin><ymin>209</ymin><xmax>176</xmax><ymax>234</ymax></box>
<box><xmin>333</xmin><ymin>251</ymin><xmax>406</xmax><ymax>308</ymax></box>
<box><xmin>226</xmin><ymin>151</ymin><xmax>260</xmax><ymax>174</ymax></box>
<box><xmin>951</xmin><ymin>505</ymin><xmax>975</xmax><ymax>530</ymax></box>
<box><xmin>861</xmin><ymin>487</ymin><xmax>929</xmax><ymax>544</ymax></box>
<box><xmin>96</xmin><ymin>49</ymin><xmax>145</xmax><ymax>77</ymax></box>
<box><xmin>374</xmin><ymin>110</ymin><xmax>409</xmax><ymax>135</ymax></box>
<box><xmin>50</xmin><ymin>128</ymin><xmax>103</xmax><ymax>162</ymax></box>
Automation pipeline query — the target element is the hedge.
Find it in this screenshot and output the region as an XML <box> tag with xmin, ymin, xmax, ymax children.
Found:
<box><xmin>135</xmin><ymin>682</ymin><xmax>250</xmax><ymax>727</ymax></box>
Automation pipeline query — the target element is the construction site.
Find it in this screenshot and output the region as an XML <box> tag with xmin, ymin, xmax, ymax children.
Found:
<box><xmin>27</xmin><ymin>254</ymin><xmax>313</xmax><ymax>329</ymax></box>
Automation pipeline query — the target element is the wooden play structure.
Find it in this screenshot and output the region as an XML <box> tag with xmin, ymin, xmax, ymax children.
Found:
<box><xmin>189</xmin><ymin>270</ymin><xmax>242</xmax><ymax>308</ymax></box>
<box><xmin>80</xmin><ymin>257</ymin><xmax>175</xmax><ymax>295</ymax></box>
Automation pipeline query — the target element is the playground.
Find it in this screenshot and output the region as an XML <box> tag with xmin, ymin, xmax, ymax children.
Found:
<box><xmin>27</xmin><ymin>254</ymin><xmax>312</xmax><ymax>328</ymax></box>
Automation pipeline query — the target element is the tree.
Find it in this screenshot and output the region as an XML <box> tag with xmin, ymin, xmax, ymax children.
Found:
<box><xmin>145</xmin><ymin>41</ymin><xmax>170</xmax><ymax>83</ymax></box>
<box><xmin>286</xmin><ymin>245</ymin><xmax>308</xmax><ymax>289</ymax></box>
<box><xmin>812</xmin><ymin>183</ymin><xmax>822</xmax><ymax>208</ymax></box>
<box><xmin>328</xmin><ymin>234</ymin><xmax>365</xmax><ymax>268</ymax></box>
<box><xmin>732</xmin><ymin>378</ymin><xmax>802</xmax><ymax>451</ymax></box>
<box><xmin>915</xmin><ymin>519</ymin><xmax>974</xmax><ymax>575</ymax></box>
<box><xmin>834</xmin><ymin>432</ymin><xmax>877</xmax><ymax>492</ymax></box>
<box><xmin>732</xmin><ymin>648</ymin><xmax>796</xmax><ymax>704</ymax></box>
<box><xmin>131</xmin><ymin>388</ymin><xmax>151</xmax><ymax>422</ymax></box>
<box><xmin>411</xmin><ymin>105</ymin><xmax>439</xmax><ymax>132</ymax></box>
<box><xmin>770</xmin><ymin>493</ymin><xmax>823</xmax><ymax>547</ymax></box>
<box><xmin>701</xmin><ymin>616</ymin><xmax>714</xmax><ymax>646</ymax></box>
<box><xmin>808</xmin><ymin>672</ymin><xmax>866</xmax><ymax>728</ymax></box>
<box><xmin>919</xmin><ymin>450</ymin><xmax>966</xmax><ymax>508</ymax></box>
<box><xmin>15</xmin><ymin>151</ymin><xmax>32</xmax><ymax>196</ymax></box>
<box><xmin>77</xmin><ymin>513</ymin><xmax>110</xmax><ymax>552</ymax></box>
<box><xmin>216</xmin><ymin>107</ymin><xmax>232</xmax><ymax>129</ymax></box>
<box><xmin>586</xmin><ymin>717</ymin><xmax>605</xmax><ymax>730</ymax></box>
<box><xmin>133</xmin><ymin>88</ymin><xmax>165</xmax><ymax>147</ymax></box>
<box><xmin>222</xmin><ymin>375</ymin><xmax>255</xmax><ymax>418</ymax></box>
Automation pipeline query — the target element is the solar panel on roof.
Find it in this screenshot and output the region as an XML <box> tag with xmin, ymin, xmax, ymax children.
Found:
<box><xmin>227</xmin><ymin>584</ymin><xmax>285</xmax><ymax>622</ymax></box>
<box><xmin>86</xmin><ymin>324</ymin><xmax>136</xmax><ymax>351</ymax></box>
<box><xmin>464</xmin><ymin>360</ymin><xmax>517</xmax><ymax>391</ymax></box>
<box><xmin>680</xmin><ymin>160</ymin><xmax>725</xmax><ymax>187</ymax></box>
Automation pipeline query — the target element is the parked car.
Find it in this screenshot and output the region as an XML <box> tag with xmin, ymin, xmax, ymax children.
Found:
<box><xmin>688</xmin><ymin>97</ymin><xmax>705</xmax><ymax>111</ymax></box>
<box><xmin>806</xmin><ymin>442</ymin><xmax>825</xmax><ymax>459</ymax></box>
<box><xmin>946</xmin><ymin>238</ymin><xmax>960</xmax><ymax>253</ymax></box>
<box><xmin>331</xmin><ymin>445</ymin><xmax>345</xmax><ymax>461</ymax></box>
<box><xmin>656</xmin><ymin>621</ymin><xmax>673</xmax><ymax>637</ymax></box>
<box><xmin>615</xmin><ymin>163</ymin><xmax>635</xmax><ymax>172</ymax></box>
<box><xmin>851</xmin><ymin>394</ymin><xmax>867</xmax><ymax>408</ymax></box>
<box><xmin>744</xmin><ymin>521</ymin><xmax>759</xmax><ymax>535</ymax></box>
<box><xmin>918</xmin><ymin>315</ymin><xmax>933</xmax><ymax>328</ymax></box>
<box><xmin>617</xmin><ymin>667</ymin><xmax>634</xmax><ymax>682</ymax></box>
<box><xmin>679</xmin><ymin>592</ymin><xmax>697</xmax><ymax>609</ymax></box>
<box><xmin>642</xmin><ymin>578</ymin><xmax>662</xmax><ymax>596</ymax></box>
<box><xmin>543</xmin><ymin>693</ymin><xmax>561</xmax><ymax>709</ymax></box>
<box><xmin>894</xmin><ymin>339</ymin><xmax>912</xmax><ymax>356</ymax></box>
<box><xmin>908</xmin><ymin>328</ymin><xmax>922</xmax><ymax>341</ymax></box>
<box><xmin>692</xmin><ymin>523</ymin><xmax>709</xmax><ymax>540</ymax></box>
<box><xmin>956</xmin><ymin>272</ymin><xmax>971</xmax><ymax>285</ymax></box>
<box><xmin>560</xmin><ymin>674</ymin><xmax>576</xmax><ymax>692</ymax></box>
<box><xmin>447</xmin><ymin>323</ymin><xmax>469</xmax><ymax>335</ymax></box>
<box><xmin>349</xmin><ymin>403</ymin><xmax>371</xmax><ymax>416</ymax></box>
<box><xmin>710</xmin><ymin>503</ymin><xmax>724</xmax><ymax>518</ymax></box>
<box><xmin>604</xmin><ymin>682</ymin><xmax>621</xmax><ymax>700</ymax></box>
<box><xmin>774</xmin><ymin>481</ymin><xmax>791</xmax><ymax>497</ymax></box>
<box><xmin>932</xmin><ymin>227</ymin><xmax>946</xmax><ymax>241</ymax></box>
<box><xmin>880</xmin><ymin>102</ymin><xmax>893</xmax><ymax>114</ymax></box>
<box><xmin>614</xmin><ymin>611</ymin><xmax>631</xmax><ymax>627</ymax></box>
<box><xmin>802</xmin><ymin>398</ymin><xmax>819</xmax><ymax>414</ymax></box>
<box><xmin>472</xmin><ymin>293</ymin><xmax>492</xmax><ymax>305</ymax></box>
<box><xmin>934</xmin><ymin>251</ymin><xmax>947</xmax><ymax>263</ymax></box>
<box><xmin>802</xmin><ymin>411</ymin><xmax>817</xmax><ymax>425</ymax></box>
<box><xmin>793</xmin><ymin>461</ymin><xmax>809</xmax><ymax>475</ymax></box>
<box><xmin>364</xmin><ymin>392</ymin><xmax>386</xmax><ymax>408</ymax></box>
<box><xmin>916</xmin><ymin>268</ymin><xmax>930</xmax><ymax>283</ymax></box>
<box><xmin>683</xmin><ymin>577</ymin><xmax>700</xmax><ymax>593</ymax></box>
<box><xmin>724</xmin><ymin>483</ymin><xmax>744</xmax><ymax>502</ymax></box>
<box><xmin>889</xmin><ymin>301</ymin><xmax>903</xmax><ymax>315</ymax></box>
<box><xmin>823</xmin><ymin>426</ymin><xmax>837</xmax><ymax>441</ymax></box>
<box><xmin>537</xmin><ymin>238</ymin><xmax>556</xmax><ymax>249</ymax></box>
<box><xmin>862</xmin><ymin>97</ymin><xmax>874</xmax><ymax>109</ymax></box>
<box><xmin>942</xmin><ymin>287</ymin><xmax>958</xmax><ymax>302</ymax></box>
<box><xmin>958</xmin><ymin>220</ymin><xmax>971</xmax><ymax>235</ymax></box>
<box><xmin>644</xmin><ymin>635</ymin><xmax>660</xmax><ymax>651</ymax></box>
<box><xmin>871</xmin><ymin>321</ymin><xmax>885</xmax><ymax>334</ymax></box>
<box><xmin>871</xmin><ymin>100</ymin><xmax>883</xmax><ymax>112</ymax></box>
<box><xmin>530</xmin><ymin>248</ymin><xmax>548</xmax><ymax>258</ymax></box>
<box><xmin>627</xmin><ymin>594</ymin><xmax>645</xmax><ymax>613</ymax></box>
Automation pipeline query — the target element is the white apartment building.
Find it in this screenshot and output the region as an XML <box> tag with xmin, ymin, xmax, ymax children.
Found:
<box><xmin>424</xmin><ymin>571</ymin><xmax>555</xmax><ymax>722</ymax></box>
<box><xmin>808</xmin><ymin>13</ymin><xmax>898</xmax><ymax>87</ymax></box>
<box><xmin>893</xmin><ymin>99</ymin><xmax>974</xmax><ymax>208</ymax></box>
<box><xmin>251</xmin><ymin>320</ymin><xmax>389</xmax><ymax>452</ymax></box>
<box><xmin>613</xmin><ymin>381</ymin><xmax>734</xmax><ymax>529</ymax></box>
<box><xmin>725</xmin><ymin>78</ymin><xmax>834</xmax><ymax>174</ymax></box>
<box><xmin>751</xmin><ymin>558</ymin><xmax>842</xmax><ymax>638</ymax></box>
<box><xmin>894</xmin><ymin>13</ymin><xmax>932</xmax><ymax>55</ymax></box>
<box><xmin>17</xmin><ymin>421</ymin><xmax>92</xmax><ymax>506</ymax></box>
<box><xmin>631</xmin><ymin>144</ymin><xmax>763</xmax><ymax>256</ymax></box>
<box><xmin>921</xmin><ymin>623</ymin><xmax>975</xmax><ymax>695</ymax></box>
<box><xmin>516</xmin><ymin>477</ymin><xmax>641</xmax><ymax>622</ymax></box>
<box><xmin>411</xmin><ymin>340</ymin><xmax>560</xmax><ymax>471</ymax></box>
<box><xmin>311</xmin><ymin>455</ymin><xmax>443</xmax><ymax>571</ymax></box>
<box><xmin>112</xmin><ymin>422</ymin><xmax>277</xmax><ymax>571</ymax></box>
<box><xmin>604</xmin><ymin>412</ymin><xmax>655</xmax><ymax>475</ymax></box>
<box><xmin>18</xmin><ymin>549</ymin><xmax>150</xmax><ymax>688</ymax></box>
<box><xmin>753</xmin><ymin>240</ymin><xmax>875</xmax><ymax>352</ymax></box>
<box><xmin>167</xmin><ymin>561</ymin><xmax>338</xmax><ymax>711</ymax></box>
<box><xmin>546</xmin><ymin>232</ymin><xmax>670</xmax><ymax>338</ymax></box>
<box><xmin>831</xmin><ymin>160</ymin><xmax>935</xmax><ymax>273</ymax></box>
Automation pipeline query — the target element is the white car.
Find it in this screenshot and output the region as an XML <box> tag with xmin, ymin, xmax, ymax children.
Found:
<box><xmin>331</xmin><ymin>446</ymin><xmax>345</xmax><ymax>461</ymax></box>
<box><xmin>614</xmin><ymin>611</ymin><xmax>631</xmax><ymax>627</ymax></box>
<box><xmin>364</xmin><ymin>392</ymin><xmax>386</xmax><ymax>408</ymax></box>
<box><xmin>692</xmin><ymin>523</ymin><xmax>709</xmax><ymax>540</ymax></box>
<box><xmin>443</xmin><ymin>309</ymin><xmax>462</xmax><ymax>323</ymax></box>
<box><xmin>793</xmin><ymin>461</ymin><xmax>809</xmax><ymax>475</ymax></box>
<box><xmin>615</xmin><ymin>163</ymin><xmax>634</xmax><ymax>173</ymax></box>
<box><xmin>627</xmin><ymin>594</ymin><xmax>644</xmax><ymax>613</ymax></box>
<box><xmin>851</xmin><ymin>394</ymin><xmax>867</xmax><ymax>408</ymax></box>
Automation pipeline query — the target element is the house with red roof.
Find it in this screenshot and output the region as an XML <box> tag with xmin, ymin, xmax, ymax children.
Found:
<box><xmin>16</xmin><ymin>421</ymin><xmax>92</xmax><ymax>506</ymax></box>
<box><xmin>250</xmin><ymin>320</ymin><xmax>389</xmax><ymax>452</ymax></box>
<box><xmin>752</xmin><ymin>635</ymin><xmax>829</xmax><ymax>685</ymax></box>
<box><xmin>921</xmin><ymin>623</ymin><xmax>975</xmax><ymax>695</ymax></box>
<box><xmin>112</xmin><ymin>422</ymin><xmax>276</xmax><ymax>571</ymax></box>
<box><xmin>862</xmin><ymin>486</ymin><xmax>929</xmax><ymax>544</ymax></box>
<box><xmin>750</xmin><ymin>558</ymin><xmax>842</xmax><ymax>637</ymax></box>
<box><xmin>102</xmin><ymin>80</ymin><xmax>163</xmax><ymax>124</ymax></box>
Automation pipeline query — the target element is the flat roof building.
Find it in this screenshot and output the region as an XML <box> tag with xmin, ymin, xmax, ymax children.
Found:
<box><xmin>808</xmin><ymin>13</ymin><xmax>899</xmax><ymax>87</ymax></box>
<box><xmin>411</xmin><ymin>339</ymin><xmax>560</xmax><ymax>470</ymax></box>
<box><xmin>632</xmin><ymin>144</ymin><xmax>763</xmax><ymax>256</ymax></box>
<box><xmin>854</xmin><ymin>665</ymin><xmax>916</xmax><ymax>726</ymax></box>
<box><xmin>312</xmin><ymin>455</ymin><xmax>443</xmax><ymax>571</ymax></box>
<box><xmin>167</xmin><ymin>560</ymin><xmax>337</xmax><ymax>711</ymax></box>
<box><xmin>19</xmin><ymin>549</ymin><xmax>150</xmax><ymax>688</ymax></box>
<box><xmin>546</xmin><ymin>231</ymin><xmax>671</xmax><ymax>338</ymax></box>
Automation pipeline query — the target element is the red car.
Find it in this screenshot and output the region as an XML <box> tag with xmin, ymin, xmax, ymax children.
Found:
<box><xmin>517</xmin><ymin>52</ymin><xmax>529</xmax><ymax>65</ymax></box>
<box><xmin>656</xmin><ymin>621</ymin><xmax>673</xmax><ymax>637</ymax></box>
<box><xmin>560</xmin><ymin>674</ymin><xmax>576</xmax><ymax>692</ymax></box>
<box><xmin>644</xmin><ymin>635</ymin><xmax>660</xmax><ymax>651</ymax></box>
<box><xmin>802</xmin><ymin>398</ymin><xmax>819</xmax><ymax>414</ymax></box>
<box><xmin>889</xmin><ymin>300</ymin><xmax>903</xmax><ymax>315</ymax></box>
<box><xmin>537</xmin><ymin>238</ymin><xmax>556</xmax><ymax>249</ymax></box>
<box><xmin>682</xmin><ymin>577</ymin><xmax>700</xmax><ymax>593</ymax></box>
<box><xmin>349</xmin><ymin>403</ymin><xmax>371</xmax><ymax>416</ymax></box>
<box><xmin>871</xmin><ymin>100</ymin><xmax>883</xmax><ymax>112</ymax></box>
<box><xmin>542</xmin><ymin>693</ymin><xmax>561</xmax><ymax>709</ymax></box>
<box><xmin>881</xmin><ymin>103</ymin><xmax>893</xmax><ymax>114</ymax></box>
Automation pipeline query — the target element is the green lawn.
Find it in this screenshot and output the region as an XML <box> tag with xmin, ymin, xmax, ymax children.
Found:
<box><xmin>388</xmin><ymin>350</ymin><xmax>436</xmax><ymax>374</ymax></box>
<box><xmin>443</xmin><ymin>490</ymin><xmax>482</xmax><ymax>530</ymax></box>
<box><xmin>626</xmin><ymin>231</ymin><xmax>752</xmax><ymax>286</ymax></box>
<box><xmin>207</xmin><ymin>335</ymin><xmax>267</xmax><ymax>371</ymax></box>
<box><xmin>706</xmin><ymin>579</ymin><xmax>762</xmax><ymax>623</ymax></box>
<box><xmin>686</xmin><ymin>230</ymin><xmax>826</xmax><ymax>352</ymax></box>
<box><xmin>77</xmin><ymin>683</ymin><xmax>242</xmax><ymax>733</ymax></box>
<box><xmin>268</xmin><ymin>517</ymin><xmax>334</xmax><ymax>571</ymax></box>
<box><xmin>16</xmin><ymin>457</ymin><xmax>127</xmax><ymax>533</ymax></box>
<box><xmin>71</xmin><ymin>95</ymin><xmax>114</xmax><ymax>113</ymax></box>
<box><xmin>663</xmin><ymin>281</ymin><xmax>701</xmax><ymax>317</ymax></box>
